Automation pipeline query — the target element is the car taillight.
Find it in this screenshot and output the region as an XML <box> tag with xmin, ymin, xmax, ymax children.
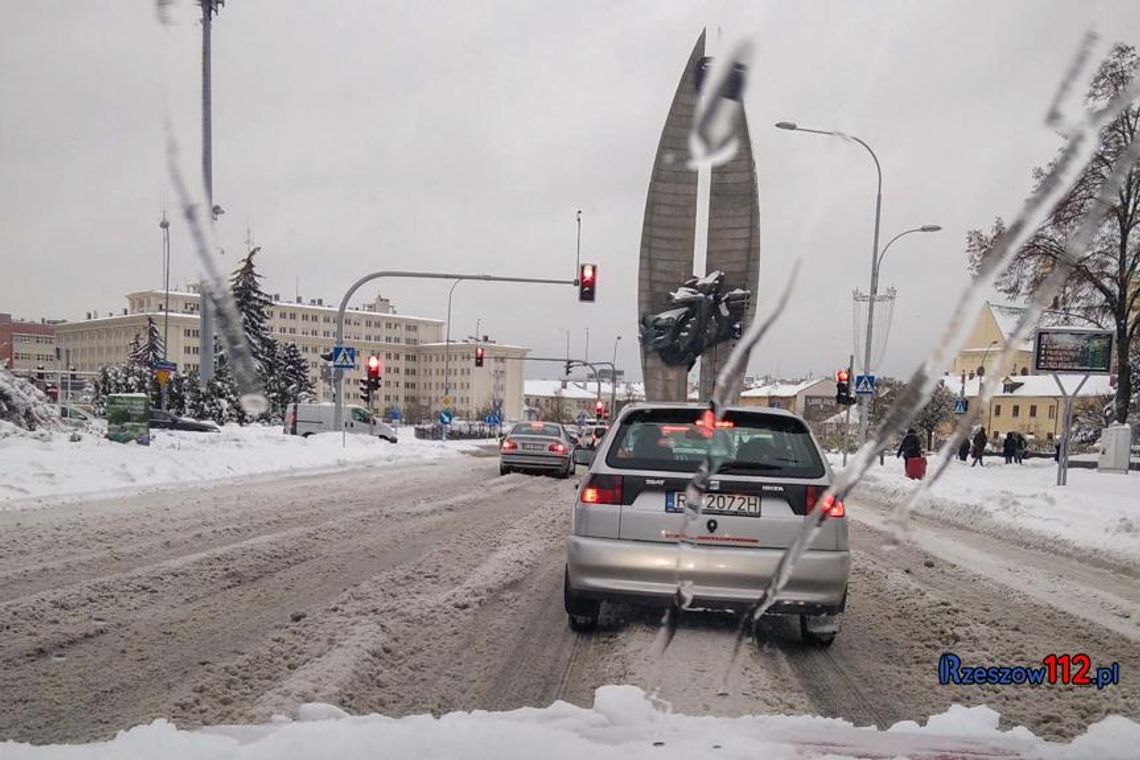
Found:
<box><xmin>501</xmin><ymin>438</ymin><xmax>518</xmax><ymax>451</ymax></box>
<box><xmin>549</xmin><ymin>442</ymin><xmax>567</xmax><ymax>454</ymax></box>
<box><xmin>581</xmin><ymin>474</ymin><xmax>623</xmax><ymax>505</ymax></box>
<box><xmin>805</xmin><ymin>486</ymin><xmax>844</xmax><ymax>518</ymax></box>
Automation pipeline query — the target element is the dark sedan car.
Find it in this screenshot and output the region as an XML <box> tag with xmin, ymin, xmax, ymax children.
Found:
<box><xmin>149</xmin><ymin>410</ymin><xmax>221</xmax><ymax>433</ymax></box>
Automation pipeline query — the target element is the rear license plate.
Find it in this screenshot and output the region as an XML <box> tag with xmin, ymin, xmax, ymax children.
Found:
<box><xmin>666</xmin><ymin>491</ymin><xmax>760</xmax><ymax>516</ymax></box>
<box><xmin>522</xmin><ymin>443</ymin><xmax>546</xmax><ymax>451</ymax></box>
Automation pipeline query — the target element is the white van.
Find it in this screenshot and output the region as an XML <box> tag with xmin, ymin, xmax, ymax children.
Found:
<box><xmin>284</xmin><ymin>402</ymin><xmax>398</xmax><ymax>443</ymax></box>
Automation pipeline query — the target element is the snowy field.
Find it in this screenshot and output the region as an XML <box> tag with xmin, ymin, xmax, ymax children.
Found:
<box><xmin>847</xmin><ymin>455</ymin><xmax>1139</xmax><ymax>567</ymax></box>
<box><xmin>0</xmin><ymin>422</ymin><xmax>478</xmax><ymax>507</ymax></box>
<box><xmin>2</xmin><ymin>685</ymin><xmax>1136</xmax><ymax>759</ymax></box>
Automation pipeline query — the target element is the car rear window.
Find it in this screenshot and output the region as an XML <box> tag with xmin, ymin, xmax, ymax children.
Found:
<box><xmin>510</xmin><ymin>422</ymin><xmax>562</xmax><ymax>438</ymax></box>
<box><xmin>604</xmin><ymin>408</ymin><xmax>825</xmax><ymax>478</ymax></box>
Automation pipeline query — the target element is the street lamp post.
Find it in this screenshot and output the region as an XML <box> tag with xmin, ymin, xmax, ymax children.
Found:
<box><xmin>611</xmin><ymin>335</ymin><xmax>621</xmax><ymax>371</ymax></box>
<box><xmin>775</xmin><ymin>121</ymin><xmax>941</xmax><ymax>445</ymax></box>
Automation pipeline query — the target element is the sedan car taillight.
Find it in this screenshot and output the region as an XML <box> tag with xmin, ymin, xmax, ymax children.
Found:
<box><xmin>581</xmin><ymin>474</ymin><xmax>623</xmax><ymax>505</ymax></box>
<box><xmin>805</xmin><ymin>485</ymin><xmax>844</xmax><ymax>518</ymax></box>
<box><xmin>548</xmin><ymin>442</ymin><xmax>567</xmax><ymax>454</ymax></box>
<box><xmin>501</xmin><ymin>438</ymin><xmax>518</xmax><ymax>451</ymax></box>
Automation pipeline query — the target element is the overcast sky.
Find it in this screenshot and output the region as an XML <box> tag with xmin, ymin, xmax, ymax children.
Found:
<box><xmin>2</xmin><ymin>0</ymin><xmax>1139</xmax><ymax>382</ymax></box>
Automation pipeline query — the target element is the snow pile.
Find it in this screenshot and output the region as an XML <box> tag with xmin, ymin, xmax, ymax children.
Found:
<box><xmin>0</xmin><ymin>367</ymin><xmax>61</xmax><ymax>432</ymax></box>
<box><xmin>851</xmin><ymin>456</ymin><xmax>1139</xmax><ymax>565</ymax></box>
<box><xmin>3</xmin><ymin>686</ymin><xmax>1138</xmax><ymax>759</ymax></box>
<box><xmin>0</xmin><ymin>424</ymin><xmax>479</xmax><ymax>506</ymax></box>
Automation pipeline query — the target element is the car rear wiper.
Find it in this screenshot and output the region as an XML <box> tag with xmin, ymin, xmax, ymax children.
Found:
<box><xmin>717</xmin><ymin>460</ymin><xmax>782</xmax><ymax>472</ymax></box>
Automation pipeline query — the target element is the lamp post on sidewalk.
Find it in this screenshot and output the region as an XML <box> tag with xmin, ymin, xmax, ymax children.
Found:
<box><xmin>775</xmin><ymin>122</ymin><xmax>941</xmax><ymax>446</ymax></box>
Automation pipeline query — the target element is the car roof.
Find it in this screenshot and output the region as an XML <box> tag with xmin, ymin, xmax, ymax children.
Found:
<box><xmin>615</xmin><ymin>401</ymin><xmax>805</xmax><ymax>420</ymax></box>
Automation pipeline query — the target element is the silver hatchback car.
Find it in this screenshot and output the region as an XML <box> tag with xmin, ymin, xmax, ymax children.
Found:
<box><xmin>565</xmin><ymin>403</ymin><xmax>849</xmax><ymax>645</ymax></box>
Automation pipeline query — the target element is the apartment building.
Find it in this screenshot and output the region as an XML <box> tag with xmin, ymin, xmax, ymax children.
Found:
<box><xmin>1</xmin><ymin>313</ymin><xmax>60</xmax><ymax>372</ymax></box>
<box><xmin>55</xmin><ymin>288</ymin><xmax>530</xmax><ymax>421</ymax></box>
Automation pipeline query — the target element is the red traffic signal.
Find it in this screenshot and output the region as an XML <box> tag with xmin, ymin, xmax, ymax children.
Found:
<box><xmin>835</xmin><ymin>368</ymin><xmax>854</xmax><ymax>406</ymax></box>
<box><xmin>367</xmin><ymin>355</ymin><xmax>382</xmax><ymax>379</ymax></box>
<box><xmin>474</xmin><ymin>346</ymin><xmax>485</xmax><ymax>367</ymax></box>
<box><xmin>836</xmin><ymin>369</ymin><xmax>849</xmax><ymax>383</ymax></box>
<box><xmin>578</xmin><ymin>263</ymin><xmax>597</xmax><ymax>302</ymax></box>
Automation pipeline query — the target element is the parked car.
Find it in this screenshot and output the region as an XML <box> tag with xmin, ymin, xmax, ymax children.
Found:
<box><xmin>149</xmin><ymin>409</ymin><xmax>220</xmax><ymax>433</ymax></box>
<box><xmin>59</xmin><ymin>405</ymin><xmax>96</xmax><ymax>428</ymax></box>
<box><xmin>564</xmin><ymin>403</ymin><xmax>849</xmax><ymax>645</ymax></box>
<box><xmin>499</xmin><ymin>420</ymin><xmax>575</xmax><ymax>477</ymax></box>
<box><xmin>284</xmin><ymin>402</ymin><xmax>397</xmax><ymax>443</ymax></box>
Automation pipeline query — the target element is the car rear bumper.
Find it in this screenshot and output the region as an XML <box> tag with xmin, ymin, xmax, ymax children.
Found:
<box><xmin>501</xmin><ymin>453</ymin><xmax>569</xmax><ymax>471</ymax></box>
<box><xmin>566</xmin><ymin>535</ymin><xmax>849</xmax><ymax>614</ymax></box>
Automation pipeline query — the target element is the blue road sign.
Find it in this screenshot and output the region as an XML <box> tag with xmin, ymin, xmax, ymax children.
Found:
<box><xmin>484</xmin><ymin>413</ymin><xmax>502</xmax><ymax>426</ymax></box>
<box><xmin>331</xmin><ymin>346</ymin><xmax>357</xmax><ymax>369</ymax></box>
<box><xmin>854</xmin><ymin>374</ymin><xmax>876</xmax><ymax>396</ymax></box>
<box><xmin>954</xmin><ymin>397</ymin><xmax>968</xmax><ymax>415</ymax></box>
<box><xmin>438</xmin><ymin>410</ymin><xmax>453</xmax><ymax>425</ymax></box>
<box><xmin>390</xmin><ymin>408</ymin><xmax>401</xmax><ymax>422</ymax></box>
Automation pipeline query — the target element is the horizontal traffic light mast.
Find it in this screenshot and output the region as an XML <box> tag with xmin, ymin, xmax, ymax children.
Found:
<box><xmin>331</xmin><ymin>270</ymin><xmax>586</xmax><ymax>433</ymax></box>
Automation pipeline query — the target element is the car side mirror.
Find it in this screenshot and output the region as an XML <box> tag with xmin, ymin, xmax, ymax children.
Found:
<box><xmin>573</xmin><ymin>448</ymin><xmax>595</xmax><ymax>466</ymax></box>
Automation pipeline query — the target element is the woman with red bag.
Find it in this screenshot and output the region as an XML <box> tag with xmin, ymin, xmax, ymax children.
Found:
<box><xmin>896</xmin><ymin>428</ymin><xmax>926</xmax><ymax>479</ymax></box>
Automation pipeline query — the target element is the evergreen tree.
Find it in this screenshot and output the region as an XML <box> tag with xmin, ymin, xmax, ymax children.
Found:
<box><xmin>263</xmin><ymin>342</ymin><xmax>315</xmax><ymax>422</ymax></box>
<box><xmin>229</xmin><ymin>247</ymin><xmax>277</xmax><ymax>372</ymax></box>
<box><xmin>128</xmin><ymin>318</ymin><xmax>165</xmax><ymax>368</ymax></box>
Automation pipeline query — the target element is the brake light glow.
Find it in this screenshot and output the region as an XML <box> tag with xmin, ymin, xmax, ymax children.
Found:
<box><xmin>501</xmin><ymin>438</ymin><xmax>518</xmax><ymax>451</ymax></box>
<box><xmin>548</xmin><ymin>442</ymin><xmax>567</xmax><ymax>454</ymax></box>
<box><xmin>694</xmin><ymin>412</ymin><xmax>734</xmax><ymax>429</ymax></box>
<box><xmin>805</xmin><ymin>486</ymin><xmax>844</xmax><ymax>518</ymax></box>
<box><xmin>581</xmin><ymin>474</ymin><xmax>623</xmax><ymax>505</ymax></box>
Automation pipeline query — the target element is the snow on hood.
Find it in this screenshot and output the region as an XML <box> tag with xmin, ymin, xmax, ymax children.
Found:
<box><xmin>3</xmin><ymin>685</ymin><xmax>1136</xmax><ymax>759</ymax></box>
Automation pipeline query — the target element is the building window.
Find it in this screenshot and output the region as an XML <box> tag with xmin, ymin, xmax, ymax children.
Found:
<box><xmin>1012</xmin><ymin>405</ymin><xmax>1020</xmax><ymax>418</ymax></box>
<box><xmin>1048</xmin><ymin>406</ymin><xmax>1056</xmax><ymax>419</ymax></box>
<box><xmin>1029</xmin><ymin>405</ymin><xmax>1037</xmax><ymax>418</ymax></box>
<box><xmin>994</xmin><ymin>404</ymin><xmax>1002</xmax><ymax>417</ymax></box>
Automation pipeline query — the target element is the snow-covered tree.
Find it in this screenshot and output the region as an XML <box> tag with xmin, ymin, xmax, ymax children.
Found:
<box><xmin>230</xmin><ymin>247</ymin><xmax>277</xmax><ymax>373</ymax></box>
<box><xmin>966</xmin><ymin>44</ymin><xmax>1140</xmax><ymax>425</ymax></box>
<box><xmin>0</xmin><ymin>366</ymin><xmax>61</xmax><ymax>431</ymax></box>
<box><xmin>129</xmin><ymin>316</ymin><xmax>166</xmax><ymax>369</ymax></box>
<box><xmin>263</xmin><ymin>341</ymin><xmax>314</xmax><ymax>421</ymax></box>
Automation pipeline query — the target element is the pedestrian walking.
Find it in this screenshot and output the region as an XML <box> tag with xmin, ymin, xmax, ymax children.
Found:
<box><xmin>970</xmin><ymin>427</ymin><xmax>988</xmax><ymax>467</ymax></box>
<box><xmin>1015</xmin><ymin>433</ymin><xmax>1027</xmax><ymax>465</ymax></box>
<box><xmin>896</xmin><ymin>428</ymin><xmax>926</xmax><ymax>479</ymax></box>
<box><xmin>1002</xmin><ymin>433</ymin><xmax>1016</xmax><ymax>465</ymax></box>
<box><xmin>957</xmin><ymin>436</ymin><xmax>971</xmax><ymax>462</ymax></box>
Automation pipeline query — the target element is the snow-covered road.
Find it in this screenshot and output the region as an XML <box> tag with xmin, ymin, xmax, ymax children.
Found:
<box><xmin>0</xmin><ymin>454</ymin><xmax>1136</xmax><ymax>746</ymax></box>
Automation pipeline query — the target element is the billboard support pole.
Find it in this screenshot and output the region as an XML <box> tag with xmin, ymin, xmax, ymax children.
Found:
<box><xmin>1052</xmin><ymin>372</ymin><xmax>1089</xmax><ymax>486</ymax></box>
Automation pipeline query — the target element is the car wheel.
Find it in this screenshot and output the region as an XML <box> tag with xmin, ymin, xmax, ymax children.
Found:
<box><xmin>302</xmin><ymin>432</ymin><xmax>313</xmax><ymax>439</ymax></box>
<box><xmin>800</xmin><ymin>612</ymin><xmax>842</xmax><ymax>647</ymax></box>
<box><xmin>499</xmin><ymin>464</ymin><xmax>510</xmax><ymax>476</ymax></box>
<box><xmin>564</xmin><ymin>569</ymin><xmax>599</xmax><ymax>631</ymax></box>
<box><xmin>559</xmin><ymin>461</ymin><xmax>574</xmax><ymax>479</ymax></box>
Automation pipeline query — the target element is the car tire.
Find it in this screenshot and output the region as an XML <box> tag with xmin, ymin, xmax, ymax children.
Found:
<box><xmin>301</xmin><ymin>432</ymin><xmax>313</xmax><ymax>439</ymax></box>
<box><xmin>800</xmin><ymin>613</ymin><xmax>841</xmax><ymax>647</ymax></box>
<box><xmin>564</xmin><ymin>569</ymin><xmax>599</xmax><ymax>631</ymax></box>
<box><xmin>559</xmin><ymin>462</ymin><xmax>574</xmax><ymax>479</ymax></box>
<box><xmin>499</xmin><ymin>464</ymin><xmax>510</xmax><ymax>476</ymax></box>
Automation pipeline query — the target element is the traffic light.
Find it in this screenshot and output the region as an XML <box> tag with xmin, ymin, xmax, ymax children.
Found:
<box><xmin>578</xmin><ymin>263</ymin><xmax>597</xmax><ymax>302</ymax></box>
<box><xmin>359</xmin><ymin>377</ymin><xmax>371</xmax><ymax>403</ymax></box>
<box><xmin>367</xmin><ymin>355</ymin><xmax>382</xmax><ymax>384</ymax></box>
<box><xmin>474</xmin><ymin>346</ymin><xmax>485</xmax><ymax>367</ymax></box>
<box><xmin>595</xmin><ymin>400</ymin><xmax>605</xmax><ymax>419</ymax></box>
<box><xmin>835</xmin><ymin>369</ymin><xmax>855</xmax><ymax>406</ymax></box>
<box><xmin>36</xmin><ymin>364</ymin><xmax>45</xmax><ymax>382</ymax></box>
<box><xmin>565</xmin><ymin>361</ymin><xmax>573</xmax><ymax>377</ymax></box>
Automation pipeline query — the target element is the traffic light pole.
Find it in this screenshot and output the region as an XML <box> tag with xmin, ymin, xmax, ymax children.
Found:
<box><xmin>333</xmin><ymin>271</ymin><xmax>578</xmax><ymax>433</ymax></box>
<box><xmin>500</xmin><ymin>356</ymin><xmax>616</xmax><ymax>422</ymax></box>
<box><xmin>842</xmin><ymin>354</ymin><xmax>854</xmax><ymax>467</ymax></box>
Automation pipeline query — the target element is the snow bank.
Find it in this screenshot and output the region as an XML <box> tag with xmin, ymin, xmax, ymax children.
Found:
<box><xmin>848</xmin><ymin>455</ymin><xmax>1139</xmax><ymax>564</ymax></box>
<box><xmin>0</xmin><ymin>423</ymin><xmax>480</xmax><ymax>507</ymax></box>
<box><xmin>2</xmin><ymin>686</ymin><xmax>1137</xmax><ymax>759</ymax></box>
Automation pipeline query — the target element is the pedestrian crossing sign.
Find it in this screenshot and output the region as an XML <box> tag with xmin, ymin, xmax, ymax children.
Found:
<box><xmin>854</xmin><ymin>374</ymin><xmax>876</xmax><ymax>396</ymax></box>
<box><xmin>954</xmin><ymin>397</ymin><xmax>968</xmax><ymax>415</ymax></box>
